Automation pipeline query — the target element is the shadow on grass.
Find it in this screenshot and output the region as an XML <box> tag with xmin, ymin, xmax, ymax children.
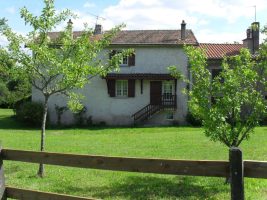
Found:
<box><xmin>0</xmin><ymin>113</ymin><xmax>178</xmax><ymax>131</ymax></box>
<box><xmin>54</xmin><ymin>176</ymin><xmax>228</xmax><ymax>200</ymax></box>
<box><xmin>0</xmin><ymin>114</ymin><xmax>41</xmax><ymax>131</ymax></box>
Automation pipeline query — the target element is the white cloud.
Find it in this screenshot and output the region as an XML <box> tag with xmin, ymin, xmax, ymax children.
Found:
<box><xmin>54</xmin><ymin>10</ymin><xmax>97</xmax><ymax>32</ymax></box>
<box><xmin>0</xmin><ymin>35</ymin><xmax>8</xmax><ymax>47</ymax></box>
<box><xmin>102</xmin><ymin>0</ymin><xmax>266</xmax><ymax>28</ymax></box>
<box><xmin>83</xmin><ymin>2</ymin><xmax>96</xmax><ymax>8</ymax></box>
<box><xmin>5</xmin><ymin>7</ymin><xmax>16</xmax><ymax>14</ymax></box>
<box><xmin>99</xmin><ymin>0</ymin><xmax>267</xmax><ymax>42</ymax></box>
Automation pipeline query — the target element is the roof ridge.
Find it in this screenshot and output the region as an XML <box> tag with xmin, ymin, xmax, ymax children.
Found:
<box><xmin>119</xmin><ymin>29</ymin><xmax>193</xmax><ymax>31</ymax></box>
<box><xmin>199</xmin><ymin>43</ymin><xmax>243</xmax><ymax>45</ymax></box>
<box><xmin>49</xmin><ymin>29</ymin><xmax>194</xmax><ymax>33</ymax></box>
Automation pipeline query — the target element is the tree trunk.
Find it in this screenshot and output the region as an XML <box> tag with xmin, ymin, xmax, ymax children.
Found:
<box><xmin>37</xmin><ymin>96</ymin><xmax>49</xmax><ymax>177</ymax></box>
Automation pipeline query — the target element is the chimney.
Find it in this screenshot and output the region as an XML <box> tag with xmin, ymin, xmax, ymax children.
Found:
<box><xmin>181</xmin><ymin>20</ymin><xmax>186</xmax><ymax>40</ymax></box>
<box><xmin>94</xmin><ymin>24</ymin><xmax>103</xmax><ymax>35</ymax></box>
<box><xmin>251</xmin><ymin>22</ymin><xmax>260</xmax><ymax>53</ymax></box>
<box><xmin>243</xmin><ymin>22</ymin><xmax>260</xmax><ymax>54</ymax></box>
<box><xmin>67</xmin><ymin>19</ymin><xmax>73</xmax><ymax>38</ymax></box>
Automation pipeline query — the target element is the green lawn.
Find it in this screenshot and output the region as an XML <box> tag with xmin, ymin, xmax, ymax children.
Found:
<box><xmin>0</xmin><ymin>109</ymin><xmax>267</xmax><ymax>200</ymax></box>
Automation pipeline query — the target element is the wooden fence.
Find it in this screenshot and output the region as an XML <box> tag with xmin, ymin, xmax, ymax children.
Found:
<box><xmin>0</xmin><ymin>146</ymin><xmax>267</xmax><ymax>200</ymax></box>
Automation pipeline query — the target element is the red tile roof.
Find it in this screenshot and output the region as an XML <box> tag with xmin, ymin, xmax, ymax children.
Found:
<box><xmin>199</xmin><ymin>43</ymin><xmax>244</xmax><ymax>59</ymax></box>
<box><xmin>48</xmin><ymin>30</ymin><xmax>198</xmax><ymax>45</ymax></box>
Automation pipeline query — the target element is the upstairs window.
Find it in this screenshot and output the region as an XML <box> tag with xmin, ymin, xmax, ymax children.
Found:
<box><xmin>121</xmin><ymin>55</ymin><xmax>128</xmax><ymax>66</ymax></box>
<box><xmin>109</xmin><ymin>50</ymin><xmax>135</xmax><ymax>67</ymax></box>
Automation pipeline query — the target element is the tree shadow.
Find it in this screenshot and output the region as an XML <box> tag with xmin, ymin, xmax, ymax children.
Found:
<box><xmin>0</xmin><ymin>114</ymin><xmax>38</xmax><ymax>130</ymax></box>
<box><xmin>54</xmin><ymin>176</ymin><xmax>228</xmax><ymax>200</ymax></box>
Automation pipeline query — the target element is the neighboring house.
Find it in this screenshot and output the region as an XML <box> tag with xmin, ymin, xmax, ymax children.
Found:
<box><xmin>32</xmin><ymin>21</ymin><xmax>259</xmax><ymax>126</ymax></box>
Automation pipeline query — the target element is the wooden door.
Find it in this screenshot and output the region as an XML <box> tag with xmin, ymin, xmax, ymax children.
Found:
<box><xmin>150</xmin><ymin>81</ymin><xmax>162</xmax><ymax>105</ymax></box>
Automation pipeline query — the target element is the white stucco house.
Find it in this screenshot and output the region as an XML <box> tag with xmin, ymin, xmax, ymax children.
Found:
<box><xmin>32</xmin><ymin>21</ymin><xmax>258</xmax><ymax>126</ymax></box>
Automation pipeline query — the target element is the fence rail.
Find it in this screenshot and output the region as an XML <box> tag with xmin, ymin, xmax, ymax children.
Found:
<box><xmin>5</xmin><ymin>186</ymin><xmax>97</xmax><ymax>200</ymax></box>
<box><xmin>1</xmin><ymin>149</ymin><xmax>229</xmax><ymax>177</ymax></box>
<box><xmin>1</xmin><ymin>147</ymin><xmax>267</xmax><ymax>200</ymax></box>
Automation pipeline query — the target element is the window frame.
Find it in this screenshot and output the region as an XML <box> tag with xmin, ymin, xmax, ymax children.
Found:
<box><xmin>162</xmin><ymin>81</ymin><xmax>175</xmax><ymax>100</ymax></box>
<box><xmin>115</xmin><ymin>80</ymin><xmax>128</xmax><ymax>97</ymax></box>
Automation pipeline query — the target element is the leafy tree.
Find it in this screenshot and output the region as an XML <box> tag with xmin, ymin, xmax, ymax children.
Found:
<box><xmin>0</xmin><ymin>0</ymin><xmax>131</xmax><ymax>177</ymax></box>
<box><xmin>0</xmin><ymin>49</ymin><xmax>31</xmax><ymax>107</ymax></box>
<box><xmin>171</xmin><ymin>46</ymin><xmax>266</xmax><ymax>148</ymax></box>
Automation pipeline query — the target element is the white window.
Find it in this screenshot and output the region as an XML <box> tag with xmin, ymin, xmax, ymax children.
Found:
<box><xmin>121</xmin><ymin>56</ymin><xmax>128</xmax><ymax>65</ymax></box>
<box><xmin>116</xmin><ymin>80</ymin><xmax>128</xmax><ymax>97</ymax></box>
<box><xmin>116</xmin><ymin>50</ymin><xmax>128</xmax><ymax>66</ymax></box>
<box><xmin>162</xmin><ymin>81</ymin><xmax>174</xmax><ymax>100</ymax></box>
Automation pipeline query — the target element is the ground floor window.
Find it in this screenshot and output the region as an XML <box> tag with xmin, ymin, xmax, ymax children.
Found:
<box><xmin>116</xmin><ymin>80</ymin><xmax>128</xmax><ymax>97</ymax></box>
<box><xmin>162</xmin><ymin>81</ymin><xmax>174</xmax><ymax>100</ymax></box>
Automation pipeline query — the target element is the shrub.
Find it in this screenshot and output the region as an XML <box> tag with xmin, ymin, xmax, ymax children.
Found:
<box><xmin>73</xmin><ymin>106</ymin><xmax>87</xmax><ymax>127</ymax></box>
<box><xmin>259</xmin><ymin>113</ymin><xmax>267</xmax><ymax>126</ymax></box>
<box><xmin>186</xmin><ymin>112</ymin><xmax>202</xmax><ymax>127</ymax></box>
<box><xmin>15</xmin><ymin>101</ymin><xmax>46</xmax><ymax>126</ymax></box>
<box><xmin>55</xmin><ymin>104</ymin><xmax>68</xmax><ymax>126</ymax></box>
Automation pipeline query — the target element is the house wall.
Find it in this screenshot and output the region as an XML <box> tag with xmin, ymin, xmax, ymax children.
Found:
<box><xmin>32</xmin><ymin>46</ymin><xmax>189</xmax><ymax>125</ymax></box>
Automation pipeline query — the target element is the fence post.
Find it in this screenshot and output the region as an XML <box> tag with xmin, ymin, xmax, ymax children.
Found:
<box><xmin>229</xmin><ymin>147</ymin><xmax>244</xmax><ymax>200</ymax></box>
<box><xmin>0</xmin><ymin>143</ymin><xmax>6</xmax><ymax>200</ymax></box>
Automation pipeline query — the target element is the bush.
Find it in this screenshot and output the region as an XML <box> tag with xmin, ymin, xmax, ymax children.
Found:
<box><xmin>186</xmin><ymin>112</ymin><xmax>202</xmax><ymax>127</ymax></box>
<box><xmin>73</xmin><ymin>106</ymin><xmax>87</xmax><ymax>127</ymax></box>
<box><xmin>15</xmin><ymin>101</ymin><xmax>46</xmax><ymax>126</ymax></box>
<box><xmin>259</xmin><ymin>113</ymin><xmax>267</xmax><ymax>126</ymax></box>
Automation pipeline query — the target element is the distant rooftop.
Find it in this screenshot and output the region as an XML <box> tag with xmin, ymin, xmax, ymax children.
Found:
<box><xmin>199</xmin><ymin>43</ymin><xmax>244</xmax><ymax>59</ymax></box>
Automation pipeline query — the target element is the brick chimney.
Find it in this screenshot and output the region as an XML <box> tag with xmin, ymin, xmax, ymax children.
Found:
<box><xmin>181</xmin><ymin>20</ymin><xmax>186</xmax><ymax>40</ymax></box>
<box><xmin>94</xmin><ymin>24</ymin><xmax>103</xmax><ymax>35</ymax></box>
<box><xmin>243</xmin><ymin>22</ymin><xmax>260</xmax><ymax>54</ymax></box>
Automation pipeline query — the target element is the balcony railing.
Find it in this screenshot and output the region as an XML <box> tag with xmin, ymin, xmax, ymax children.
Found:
<box><xmin>161</xmin><ymin>94</ymin><xmax>177</xmax><ymax>108</ymax></box>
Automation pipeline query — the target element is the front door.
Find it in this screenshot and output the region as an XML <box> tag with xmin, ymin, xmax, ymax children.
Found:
<box><xmin>150</xmin><ymin>81</ymin><xmax>162</xmax><ymax>105</ymax></box>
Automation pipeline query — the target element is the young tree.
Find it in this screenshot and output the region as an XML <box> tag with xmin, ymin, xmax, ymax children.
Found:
<box><xmin>169</xmin><ymin>44</ymin><xmax>267</xmax><ymax>147</ymax></box>
<box><xmin>0</xmin><ymin>0</ymin><xmax>130</xmax><ymax>177</ymax></box>
<box><xmin>171</xmin><ymin>45</ymin><xmax>266</xmax><ymax>148</ymax></box>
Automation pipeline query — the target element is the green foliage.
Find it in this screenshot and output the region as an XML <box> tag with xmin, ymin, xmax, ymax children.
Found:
<box><xmin>54</xmin><ymin>104</ymin><xmax>68</xmax><ymax>126</ymax></box>
<box><xmin>15</xmin><ymin>101</ymin><xmax>46</xmax><ymax>126</ymax></box>
<box><xmin>73</xmin><ymin>106</ymin><xmax>87</xmax><ymax>126</ymax></box>
<box><xmin>0</xmin><ymin>49</ymin><xmax>31</xmax><ymax>107</ymax></box>
<box><xmin>168</xmin><ymin>65</ymin><xmax>184</xmax><ymax>80</ymax></box>
<box><xmin>185</xmin><ymin>112</ymin><xmax>202</xmax><ymax>127</ymax></box>
<box><xmin>184</xmin><ymin>46</ymin><xmax>267</xmax><ymax>147</ymax></box>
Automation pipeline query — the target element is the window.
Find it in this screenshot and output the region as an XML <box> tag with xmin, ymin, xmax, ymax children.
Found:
<box><xmin>162</xmin><ymin>81</ymin><xmax>174</xmax><ymax>100</ymax></box>
<box><xmin>109</xmin><ymin>50</ymin><xmax>135</xmax><ymax>67</ymax></box>
<box><xmin>121</xmin><ymin>56</ymin><xmax>128</xmax><ymax>66</ymax></box>
<box><xmin>116</xmin><ymin>80</ymin><xmax>128</xmax><ymax>97</ymax></box>
<box><xmin>211</xmin><ymin>68</ymin><xmax>224</xmax><ymax>83</ymax></box>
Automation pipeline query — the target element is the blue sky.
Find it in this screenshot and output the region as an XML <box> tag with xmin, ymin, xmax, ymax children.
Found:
<box><xmin>1</xmin><ymin>0</ymin><xmax>267</xmax><ymax>45</ymax></box>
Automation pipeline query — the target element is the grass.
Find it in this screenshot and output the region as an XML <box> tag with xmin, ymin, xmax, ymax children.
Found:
<box><xmin>0</xmin><ymin>108</ymin><xmax>267</xmax><ymax>199</ymax></box>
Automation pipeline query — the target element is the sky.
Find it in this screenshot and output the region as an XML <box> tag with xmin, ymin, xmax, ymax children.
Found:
<box><xmin>0</xmin><ymin>0</ymin><xmax>267</xmax><ymax>46</ymax></box>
